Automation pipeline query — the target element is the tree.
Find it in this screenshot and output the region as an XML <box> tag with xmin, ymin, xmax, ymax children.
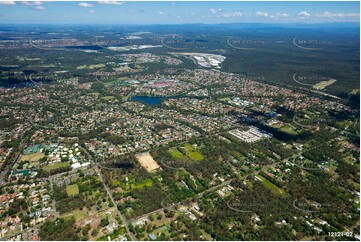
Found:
<box><xmin>91</xmin><ymin>229</ymin><xmax>98</xmax><ymax>237</ymax></box>
<box><xmin>91</xmin><ymin>82</ymin><xmax>105</xmax><ymax>92</ymax></box>
<box><xmin>39</xmin><ymin>218</ymin><xmax>79</xmax><ymax>241</ymax></box>
<box><xmin>82</xmin><ymin>224</ymin><xmax>91</xmax><ymax>235</ymax></box>
<box><xmin>100</xmin><ymin>218</ymin><xmax>109</xmax><ymax>227</ymax></box>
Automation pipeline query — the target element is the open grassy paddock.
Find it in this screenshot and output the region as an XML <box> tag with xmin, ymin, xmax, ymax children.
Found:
<box><xmin>278</xmin><ymin>125</ymin><xmax>299</xmax><ymax>136</ymax></box>
<box><xmin>169</xmin><ymin>148</ymin><xmax>187</xmax><ymax>160</ymax></box>
<box><xmin>66</xmin><ymin>184</ymin><xmax>80</xmax><ymax>196</ymax></box>
<box><xmin>20</xmin><ymin>152</ymin><xmax>45</xmax><ymax>162</ymax></box>
<box><xmin>43</xmin><ymin>162</ymin><xmax>70</xmax><ymax>172</ymax></box>
<box><xmin>181</xmin><ymin>143</ymin><xmax>204</xmax><ymax>161</ymax></box>
<box><xmin>256</xmin><ymin>175</ymin><xmax>287</xmax><ymax>198</ymax></box>
<box><xmin>101</xmin><ymin>96</ymin><xmax>116</xmax><ymax>101</ymax></box>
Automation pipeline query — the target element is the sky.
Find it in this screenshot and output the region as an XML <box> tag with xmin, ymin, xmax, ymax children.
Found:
<box><xmin>0</xmin><ymin>1</ymin><xmax>359</xmax><ymax>24</ymax></box>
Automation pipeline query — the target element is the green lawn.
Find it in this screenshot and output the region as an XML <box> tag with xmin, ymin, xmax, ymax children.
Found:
<box><xmin>66</xmin><ymin>184</ymin><xmax>79</xmax><ymax>196</ymax></box>
<box><xmin>43</xmin><ymin>162</ymin><xmax>70</xmax><ymax>172</ymax></box>
<box><xmin>89</xmin><ymin>92</ymin><xmax>100</xmax><ymax>96</ymax></box>
<box><xmin>116</xmin><ymin>177</ymin><xmax>153</xmax><ymax>191</ymax></box>
<box><xmin>153</xmin><ymin>225</ymin><xmax>169</xmax><ymax>236</ymax></box>
<box><xmin>256</xmin><ymin>175</ymin><xmax>287</xmax><ymax>198</ymax></box>
<box><xmin>133</xmin><ymin>178</ymin><xmax>153</xmax><ymax>189</ymax></box>
<box><xmin>182</xmin><ymin>143</ymin><xmax>204</xmax><ymax>161</ymax></box>
<box><xmin>62</xmin><ymin>209</ymin><xmax>87</xmax><ymax>221</ymax></box>
<box><xmin>104</xmin><ymin>80</ymin><xmax>119</xmax><ymax>87</ymax></box>
<box><xmin>101</xmin><ymin>96</ymin><xmax>116</xmax><ymax>101</ymax></box>
<box><xmin>219</xmin><ymin>97</ymin><xmax>231</xmax><ymax>102</ymax></box>
<box><xmin>279</xmin><ymin>125</ymin><xmax>298</xmax><ymax>136</ymax></box>
<box><xmin>111</xmin><ymin>179</ymin><xmax>121</xmax><ymax>187</ymax></box>
<box><xmin>232</xmin><ymin>151</ymin><xmax>246</xmax><ymax>162</ymax></box>
<box><xmin>20</xmin><ymin>152</ymin><xmax>45</xmax><ymax>162</ymax></box>
<box><xmin>169</xmin><ymin>148</ymin><xmax>187</xmax><ymax>160</ymax></box>
<box><xmin>343</xmin><ymin>155</ymin><xmax>356</xmax><ymax>165</ymax></box>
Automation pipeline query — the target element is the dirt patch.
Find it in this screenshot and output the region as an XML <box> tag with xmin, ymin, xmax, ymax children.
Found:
<box><xmin>136</xmin><ymin>152</ymin><xmax>160</xmax><ymax>172</ymax></box>
<box><xmin>20</xmin><ymin>152</ymin><xmax>45</xmax><ymax>162</ymax></box>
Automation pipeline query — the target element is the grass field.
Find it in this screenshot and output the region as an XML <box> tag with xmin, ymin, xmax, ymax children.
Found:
<box><xmin>111</xmin><ymin>179</ymin><xmax>121</xmax><ymax>187</ymax></box>
<box><xmin>113</xmin><ymin>177</ymin><xmax>153</xmax><ymax>190</ymax></box>
<box><xmin>101</xmin><ymin>96</ymin><xmax>116</xmax><ymax>101</ymax></box>
<box><xmin>20</xmin><ymin>152</ymin><xmax>45</xmax><ymax>162</ymax></box>
<box><xmin>181</xmin><ymin>143</ymin><xmax>204</xmax><ymax>161</ymax></box>
<box><xmin>89</xmin><ymin>92</ymin><xmax>100</xmax><ymax>97</ymax></box>
<box><xmin>62</xmin><ymin>209</ymin><xmax>87</xmax><ymax>221</ymax></box>
<box><xmin>132</xmin><ymin>178</ymin><xmax>153</xmax><ymax>189</ymax></box>
<box><xmin>278</xmin><ymin>125</ymin><xmax>298</xmax><ymax>136</ymax></box>
<box><xmin>153</xmin><ymin>225</ymin><xmax>169</xmax><ymax>236</ymax></box>
<box><xmin>43</xmin><ymin>162</ymin><xmax>70</xmax><ymax>172</ymax></box>
<box><xmin>313</xmin><ymin>79</ymin><xmax>337</xmax><ymax>90</ymax></box>
<box><xmin>219</xmin><ymin>97</ymin><xmax>231</xmax><ymax>102</ymax></box>
<box><xmin>232</xmin><ymin>151</ymin><xmax>246</xmax><ymax>162</ymax></box>
<box><xmin>104</xmin><ymin>80</ymin><xmax>119</xmax><ymax>87</ymax></box>
<box><xmin>343</xmin><ymin>155</ymin><xmax>357</xmax><ymax>165</ymax></box>
<box><xmin>256</xmin><ymin>175</ymin><xmax>287</xmax><ymax>198</ymax></box>
<box><xmin>169</xmin><ymin>148</ymin><xmax>187</xmax><ymax>160</ymax></box>
<box><xmin>66</xmin><ymin>184</ymin><xmax>79</xmax><ymax>196</ymax></box>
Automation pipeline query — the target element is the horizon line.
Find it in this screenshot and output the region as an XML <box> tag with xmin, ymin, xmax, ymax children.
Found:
<box><xmin>0</xmin><ymin>21</ymin><xmax>359</xmax><ymax>26</ymax></box>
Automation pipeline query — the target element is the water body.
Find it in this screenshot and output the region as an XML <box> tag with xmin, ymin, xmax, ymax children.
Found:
<box><xmin>131</xmin><ymin>96</ymin><xmax>163</xmax><ymax>105</ymax></box>
<box><xmin>12</xmin><ymin>170</ymin><xmax>30</xmax><ymax>176</ymax></box>
<box><xmin>132</xmin><ymin>94</ymin><xmax>191</xmax><ymax>105</ymax></box>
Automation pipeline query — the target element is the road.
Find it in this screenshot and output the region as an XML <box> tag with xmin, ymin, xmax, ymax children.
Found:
<box><xmin>196</xmin><ymin>179</ymin><xmax>232</xmax><ymax>198</ymax></box>
<box><xmin>130</xmin><ymin>179</ymin><xmax>233</xmax><ymax>223</ymax></box>
<box><xmin>79</xmin><ymin>146</ymin><xmax>136</xmax><ymax>241</ymax></box>
<box><xmin>0</xmin><ymin>154</ymin><xmax>19</xmax><ymax>186</ymax></box>
<box><xmin>0</xmin><ymin>134</ymin><xmax>29</xmax><ymax>186</ymax></box>
<box><xmin>129</xmin><ymin>208</ymin><xmax>164</xmax><ymax>224</ymax></box>
<box><xmin>49</xmin><ymin>179</ymin><xmax>59</xmax><ymax>218</ymax></box>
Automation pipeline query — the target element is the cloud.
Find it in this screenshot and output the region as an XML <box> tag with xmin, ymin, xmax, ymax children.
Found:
<box><xmin>256</xmin><ymin>11</ymin><xmax>269</xmax><ymax>17</ymax></box>
<box><xmin>219</xmin><ymin>12</ymin><xmax>242</xmax><ymax>18</ymax></box>
<box><xmin>209</xmin><ymin>8</ymin><xmax>222</xmax><ymax>14</ymax></box>
<box><xmin>22</xmin><ymin>1</ymin><xmax>42</xmax><ymax>5</ymax></box>
<box><xmin>297</xmin><ymin>11</ymin><xmax>311</xmax><ymax>17</ymax></box>
<box><xmin>0</xmin><ymin>1</ymin><xmax>16</xmax><ymax>5</ymax></box>
<box><xmin>79</xmin><ymin>2</ymin><xmax>93</xmax><ymax>7</ymax></box>
<box><xmin>35</xmin><ymin>5</ymin><xmax>45</xmax><ymax>10</ymax></box>
<box><xmin>97</xmin><ymin>1</ymin><xmax>124</xmax><ymax>5</ymax></box>
<box><xmin>158</xmin><ymin>11</ymin><xmax>166</xmax><ymax>15</ymax></box>
<box><xmin>89</xmin><ymin>10</ymin><xmax>95</xmax><ymax>13</ymax></box>
<box><xmin>276</xmin><ymin>12</ymin><xmax>289</xmax><ymax>17</ymax></box>
<box><xmin>317</xmin><ymin>11</ymin><xmax>359</xmax><ymax>18</ymax></box>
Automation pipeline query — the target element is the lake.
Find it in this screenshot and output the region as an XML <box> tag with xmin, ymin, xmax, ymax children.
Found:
<box><xmin>131</xmin><ymin>94</ymin><xmax>193</xmax><ymax>106</ymax></box>
<box><xmin>131</xmin><ymin>96</ymin><xmax>163</xmax><ymax>105</ymax></box>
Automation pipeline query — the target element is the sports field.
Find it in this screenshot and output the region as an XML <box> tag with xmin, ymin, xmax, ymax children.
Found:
<box><xmin>20</xmin><ymin>152</ymin><xmax>45</xmax><ymax>162</ymax></box>
<box><xmin>136</xmin><ymin>152</ymin><xmax>160</xmax><ymax>172</ymax></box>
<box><xmin>43</xmin><ymin>162</ymin><xmax>70</xmax><ymax>172</ymax></box>
<box><xmin>101</xmin><ymin>96</ymin><xmax>116</xmax><ymax>101</ymax></box>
